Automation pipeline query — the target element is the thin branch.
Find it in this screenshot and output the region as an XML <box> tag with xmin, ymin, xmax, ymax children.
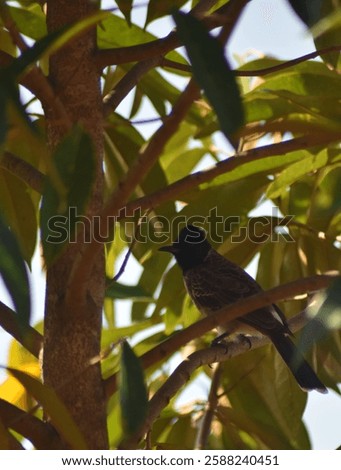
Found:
<box><xmin>96</xmin><ymin>32</ymin><xmax>178</xmax><ymax>70</ymax></box>
<box><xmin>0</xmin><ymin>3</ymin><xmax>28</xmax><ymax>52</ymax></box>
<box><xmin>1</xmin><ymin>151</ymin><xmax>44</xmax><ymax>193</ymax></box>
<box><xmin>0</xmin><ymin>52</ymin><xmax>71</xmax><ymax>134</ymax></box>
<box><xmin>102</xmin><ymin>0</ymin><xmax>242</xmax><ymax>116</ymax></box>
<box><xmin>0</xmin><ymin>4</ymin><xmax>70</xmax><ymax>130</ymax></box>
<box><xmin>195</xmin><ymin>363</ymin><xmax>222</xmax><ymax>450</ymax></box>
<box><xmin>236</xmin><ymin>44</ymin><xmax>341</xmax><ymax>77</ymax></box>
<box><xmin>160</xmin><ymin>57</ymin><xmax>191</xmax><ymax>73</ymax></box>
<box><xmin>104</xmin><ymin>272</ymin><xmax>337</xmax><ymax>398</ymax></box>
<box><xmin>162</xmin><ymin>45</ymin><xmax>341</xmax><ymax>76</ymax></box>
<box><xmin>121</xmin><ymin>132</ymin><xmax>341</xmax><ymax>219</ymax></box>
<box><xmin>0</xmin><ymin>301</ymin><xmax>43</xmax><ymax>359</ymax></box>
<box><xmin>112</xmin><ymin>209</ymin><xmax>151</xmax><ymax>282</ymax></box>
<box><xmin>103</xmin><ymin>56</ymin><xmax>162</xmax><ymax>116</ymax></box>
<box><xmin>68</xmin><ymin>79</ymin><xmax>200</xmax><ymax>309</ymax></box>
<box><xmin>95</xmin><ymin>1</ymin><xmax>249</xmax><ymax>69</ymax></box>
<box><xmin>119</xmin><ymin>307</ymin><xmax>317</xmax><ymax>449</ymax></box>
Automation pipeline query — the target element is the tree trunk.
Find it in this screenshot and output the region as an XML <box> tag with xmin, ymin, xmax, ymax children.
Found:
<box><xmin>42</xmin><ymin>0</ymin><xmax>108</xmax><ymax>449</ymax></box>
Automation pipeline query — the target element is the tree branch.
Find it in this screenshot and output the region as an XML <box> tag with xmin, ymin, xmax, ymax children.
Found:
<box><xmin>0</xmin><ymin>301</ymin><xmax>43</xmax><ymax>359</ymax></box>
<box><xmin>121</xmin><ymin>132</ymin><xmax>341</xmax><ymax>219</ymax></box>
<box><xmin>95</xmin><ymin>0</ymin><xmax>250</xmax><ymax>69</ymax></box>
<box><xmin>1</xmin><ymin>151</ymin><xmax>44</xmax><ymax>193</ymax></box>
<box><xmin>103</xmin><ymin>56</ymin><xmax>162</xmax><ymax>116</ymax></box>
<box><xmin>102</xmin><ymin>0</ymin><xmax>245</xmax><ymax>116</ymax></box>
<box><xmin>104</xmin><ymin>272</ymin><xmax>337</xmax><ymax>398</ymax></box>
<box><xmin>119</xmin><ymin>307</ymin><xmax>320</xmax><ymax>449</ymax></box>
<box><xmin>195</xmin><ymin>363</ymin><xmax>222</xmax><ymax>449</ymax></box>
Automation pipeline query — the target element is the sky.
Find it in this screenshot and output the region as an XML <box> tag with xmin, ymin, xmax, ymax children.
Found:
<box><xmin>0</xmin><ymin>0</ymin><xmax>340</xmax><ymax>450</ymax></box>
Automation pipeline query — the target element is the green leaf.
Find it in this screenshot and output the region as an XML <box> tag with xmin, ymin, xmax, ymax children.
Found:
<box><xmin>298</xmin><ymin>277</ymin><xmax>341</xmax><ymax>354</ymax></box>
<box><xmin>0</xmin><ymin>84</ymin><xmax>8</xmax><ymax>149</ymax></box>
<box><xmin>40</xmin><ymin>126</ymin><xmax>95</xmax><ymax>265</ymax></box>
<box><xmin>120</xmin><ymin>341</ymin><xmax>148</xmax><ymax>437</ymax></box>
<box><xmin>105</xmin><ymin>281</ymin><xmax>153</xmax><ymax>301</ymax></box>
<box><xmin>8</xmin><ymin>4</ymin><xmax>47</xmax><ymax>40</ymax></box>
<box><xmin>173</xmin><ymin>11</ymin><xmax>244</xmax><ymax>148</ymax></box>
<box><xmin>313</xmin><ymin>0</ymin><xmax>341</xmax><ymax>68</ymax></box>
<box><xmin>310</xmin><ymin>164</ymin><xmax>341</xmax><ymax>229</ymax></box>
<box><xmin>228</xmin><ymin>60</ymin><xmax>341</xmax><ymax>137</ymax></box>
<box><xmin>287</xmin><ymin>0</ymin><xmax>323</xmax><ymax>27</ymax></box>
<box><xmin>0</xmin><ymin>167</ymin><xmax>37</xmax><ymax>263</ymax></box>
<box><xmin>6</xmin><ymin>367</ymin><xmax>88</xmax><ymax>449</ymax></box>
<box><xmin>114</xmin><ymin>0</ymin><xmax>133</xmax><ymax>26</ymax></box>
<box><xmin>0</xmin><ymin>26</ymin><xmax>71</xmax><ymax>143</ymax></box>
<box><xmin>7</xmin><ymin>10</ymin><xmax>110</xmax><ymax>78</ymax></box>
<box><xmin>266</xmin><ymin>150</ymin><xmax>328</xmax><ymax>199</ymax></box>
<box><xmin>0</xmin><ymin>214</ymin><xmax>30</xmax><ymax>326</ymax></box>
<box><xmin>0</xmin><ymin>75</ymin><xmax>34</xmax><ymax>143</ymax></box>
<box><xmin>145</xmin><ymin>0</ymin><xmax>187</xmax><ymax>27</ymax></box>
<box><xmin>8</xmin><ymin>29</ymin><xmax>63</xmax><ymax>78</ymax></box>
<box><xmin>220</xmin><ymin>348</ymin><xmax>309</xmax><ymax>449</ymax></box>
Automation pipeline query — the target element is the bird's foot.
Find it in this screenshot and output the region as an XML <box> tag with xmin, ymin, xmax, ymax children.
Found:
<box><xmin>236</xmin><ymin>334</ymin><xmax>252</xmax><ymax>349</ymax></box>
<box><xmin>211</xmin><ymin>334</ymin><xmax>229</xmax><ymax>354</ymax></box>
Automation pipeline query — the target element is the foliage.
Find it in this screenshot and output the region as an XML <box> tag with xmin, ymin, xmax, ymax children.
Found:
<box><xmin>0</xmin><ymin>0</ymin><xmax>340</xmax><ymax>450</ymax></box>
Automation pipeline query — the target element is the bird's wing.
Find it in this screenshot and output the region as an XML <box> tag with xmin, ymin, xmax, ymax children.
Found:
<box><xmin>184</xmin><ymin>250</ymin><xmax>290</xmax><ymax>335</ymax></box>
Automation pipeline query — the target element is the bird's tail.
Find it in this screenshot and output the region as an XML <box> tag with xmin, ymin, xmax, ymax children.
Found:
<box><xmin>270</xmin><ymin>333</ymin><xmax>327</xmax><ymax>393</ymax></box>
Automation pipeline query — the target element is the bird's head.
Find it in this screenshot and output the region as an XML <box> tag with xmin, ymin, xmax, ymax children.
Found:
<box><xmin>159</xmin><ymin>224</ymin><xmax>211</xmax><ymax>271</ymax></box>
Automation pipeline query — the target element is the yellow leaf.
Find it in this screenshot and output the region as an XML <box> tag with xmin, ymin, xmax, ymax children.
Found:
<box><xmin>0</xmin><ymin>362</ymin><xmax>40</xmax><ymax>410</ymax></box>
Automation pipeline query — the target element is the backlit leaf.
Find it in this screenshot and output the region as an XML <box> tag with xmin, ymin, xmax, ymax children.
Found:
<box><xmin>6</xmin><ymin>367</ymin><xmax>88</xmax><ymax>449</ymax></box>
<box><xmin>173</xmin><ymin>11</ymin><xmax>244</xmax><ymax>148</ymax></box>
<box><xmin>40</xmin><ymin>126</ymin><xmax>95</xmax><ymax>265</ymax></box>
<box><xmin>0</xmin><ymin>214</ymin><xmax>30</xmax><ymax>326</ymax></box>
<box><xmin>119</xmin><ymin>341</ymin><xmax>148</xmax><ymax>437</ymax></box>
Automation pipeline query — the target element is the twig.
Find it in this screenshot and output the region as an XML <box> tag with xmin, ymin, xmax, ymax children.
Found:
<box><xmin>104</xmin><ymin>272</ymin><xmax>337</xmax><ymax>398</ymax></box>
<box><xmin>195</xmin><ymin>363</ymin><xmax>222</xmax><ymax>449</ymax></box>
<box><xmin>103</xmin><ymin>56</ymin><xmax>162</xmax><ymax>117</ymax></box>
<box><xmin>121</xmin><ymin>131</ymin><xmax>341</xmax><ymax>219</ymax></box>
<box><xmin>112</xmin><ymin>209</ymin><xmax>151</xmax><ymax>282</ymax></box>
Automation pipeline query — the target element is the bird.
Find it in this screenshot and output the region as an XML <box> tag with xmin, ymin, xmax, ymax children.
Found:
<box><xmin>159</xmin><ymin>224</ymin><xmax>327</xmax><ymax>393</ymax></box>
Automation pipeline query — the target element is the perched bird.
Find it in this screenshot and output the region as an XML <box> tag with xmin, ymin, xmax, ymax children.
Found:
<box><xmin>159</xmin><ymin>224</ymin><xmax>327</xmax><ymax>393</ymax></box>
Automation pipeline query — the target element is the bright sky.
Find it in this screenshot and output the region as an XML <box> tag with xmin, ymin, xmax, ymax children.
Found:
<box><xmin>0</xmin><ymin>0</ymin><xmax>340</xmax><ymax>450</ymax></box>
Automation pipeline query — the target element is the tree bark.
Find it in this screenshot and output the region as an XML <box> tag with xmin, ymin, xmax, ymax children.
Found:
<box><xmin>42</xmin><ymin>0</ymin><xmax>108</xmax><ymax>449</ymax></box>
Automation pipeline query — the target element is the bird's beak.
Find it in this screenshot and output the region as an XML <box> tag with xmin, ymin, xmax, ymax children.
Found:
<box><xmin>159</xmin><ymin>245</ymin><xmax>179</xmax><ymax>254</ymax></box>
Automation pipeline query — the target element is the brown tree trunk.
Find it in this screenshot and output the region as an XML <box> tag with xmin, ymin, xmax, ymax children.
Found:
<box><xmin>42</xmin><ymin>0</ymin><xmax>108</xmax><ymax>449</ymax></box>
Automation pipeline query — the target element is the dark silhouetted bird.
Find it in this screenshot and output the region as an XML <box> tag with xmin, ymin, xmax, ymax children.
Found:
<box><xmin>159</xmin><ymin>224</ymin><xmax>327</xmax><ymax>393</ymax></box>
